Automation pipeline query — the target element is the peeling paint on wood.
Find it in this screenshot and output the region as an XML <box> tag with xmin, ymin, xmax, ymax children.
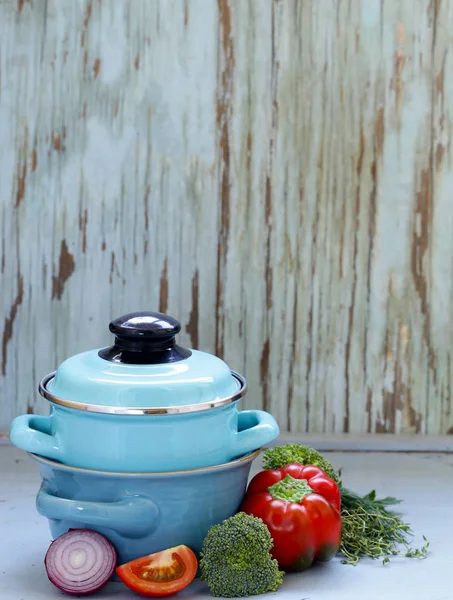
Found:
<box><xmin>159</xmin><ymin>258</ymin><xmax>168</xmax><ymax>314</ymax></box>
<box><xmin>52</xmin><ymin>241</ymin><xmax>75</xmax><ymax>301</ymax></box>
<box><xmin>79</xmin><ymin>209</ymin><xmax>88</xmax><ymax>254</ymax></box>
<box><xmin>51</xmin><ymin>130</ymin><xmax>65</xmax><ymax>153</ymax></box>
<box><xmin>93</xmin><ymin>58</ymin><xmax>101</xmax><ymax>80</ymax></box>
<box><xmin>1</xmin><ymin>0</ymin><xmax>453</xmax><ymax>434</ymax></box>
<box><xmin>215</xmin><ymin>0</ymin><xmax>234</xmax><ymax>360</ymax></box>
<box><xmin>17</xmin><ymin>0</ymin><xmax>31</xmax><ymax>13</ymax></box>
<box><xmin>186</xmin><ymin>270</ymin><xmax>199</xmax><ymax>348</ymax></box>
<box><xmin>1</xmin><ymin>274</ymin><xmax>24</xmax><ymax>376</ymax></box>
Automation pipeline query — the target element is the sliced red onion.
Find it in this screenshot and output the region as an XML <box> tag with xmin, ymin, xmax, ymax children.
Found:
<box><xmin>44</xmin><ymin>529</ymin><xmax>117</xmax><ymax>595</ymax></box>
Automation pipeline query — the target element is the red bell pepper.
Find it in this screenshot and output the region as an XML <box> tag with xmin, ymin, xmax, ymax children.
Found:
<box><xmin>240</xmin><ymin>463</ymin><xmax>342</xmax><ymax>571</ymax></box>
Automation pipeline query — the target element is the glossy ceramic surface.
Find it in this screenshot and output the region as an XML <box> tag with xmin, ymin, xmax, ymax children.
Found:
<box><xmin>45</xmin><ymin>312</ymin><xmax>240</xmax><ymax>409</ymax></box>
<box><xmin>9</xmin><ymin>311</ymin><xmax>280</xmax><ymax>471</ymax></box>
<box><xmin>10</xmin><ymin>403</ymin><xmax>279</xmax><ymax>472</ymax></box>
<box><xmin>32</xmin><ymin>449</ymin><xmax>260</xmax><ymax>566</ymax></box>
<box><xmin>39</xmin><ymin>370</ymin><xmax>246</xmax><ymax>415</ymax></box>
<box><xmin>48</xmin><ymin>348</ymin><xmax>239</xmax><ymax>408</ymax></box>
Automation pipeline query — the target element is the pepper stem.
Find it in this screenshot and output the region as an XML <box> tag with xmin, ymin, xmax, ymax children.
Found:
<box><xmin>268</xmin><ymin>475</ymin><xmax>314</xmax><ymax>503</ymax></box>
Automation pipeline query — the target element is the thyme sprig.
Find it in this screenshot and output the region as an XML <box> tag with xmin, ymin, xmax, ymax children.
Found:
<box><xmin>339</xmin><ymin>488</ymin><xmax>430</xmax><ymax>565</ymax></box>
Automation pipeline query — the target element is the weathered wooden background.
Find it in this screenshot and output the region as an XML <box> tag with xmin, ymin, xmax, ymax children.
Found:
<box><xmin>1</xmin><ymin>0</ymin><xmax>452</xmax><ymax>435</ymax></box>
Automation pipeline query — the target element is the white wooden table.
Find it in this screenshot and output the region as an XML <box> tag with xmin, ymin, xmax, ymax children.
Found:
<box><xmin>0</xmin><ymin>441</ymin><xmax>451</xmax><ymax>600</ymax></box>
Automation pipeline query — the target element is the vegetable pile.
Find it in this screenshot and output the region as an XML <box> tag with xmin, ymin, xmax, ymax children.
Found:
<box><xmin>44</xmin><ymin>532</ymin><xmax>197</xmax><ymax>597</ymax></box>
<box><xmin>41</xmin><ymin>443</ymin><xmax>429</xmax><ymax>599</ymax></box>
<box><xmin>262</xmin><ymin>443</ymin><xmax>429</xmax><ymax>565</ymax></box>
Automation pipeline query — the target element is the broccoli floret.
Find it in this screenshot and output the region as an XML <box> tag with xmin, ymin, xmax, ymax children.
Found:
<box><xmin>262</xmin><ymin>443</ymin><xmax>341</xmax><ymax>484</ymax></box>
<box><xmin>199</xmin><ymin>512</ymin><xmax>284</xmax><ymax>598</ymax></box>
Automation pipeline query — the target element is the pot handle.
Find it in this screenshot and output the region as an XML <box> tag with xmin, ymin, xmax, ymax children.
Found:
<box><xmin>9</xmin><ymin>414</ymin><xmax>60</xmax><ymax>461</ymax></box>
<box><xmin>36</xmin><ymin>483</ymin><xmax>159</xmax><ymax>539</ymax></box>
<box><xmin>234</xmin><ymin>410</ymin><xmax>280</xmax><ymax>457</ymax></box>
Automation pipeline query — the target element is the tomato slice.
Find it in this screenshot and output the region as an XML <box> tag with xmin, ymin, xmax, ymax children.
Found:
<box><xmin>116</xmin><ymin>545</ymin><xmax>198</xmax><ymax>597</ymax></box>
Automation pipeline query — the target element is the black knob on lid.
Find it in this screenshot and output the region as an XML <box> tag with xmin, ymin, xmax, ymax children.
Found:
<box><xmin>110</xmin><ymin>312</ymin><xmax>181</xmax><ymax>348</ymax></box>
<box><xmin>98</xmin><ymin>311</ymin><xmax>192</xmax><ymax>364</ymax></box>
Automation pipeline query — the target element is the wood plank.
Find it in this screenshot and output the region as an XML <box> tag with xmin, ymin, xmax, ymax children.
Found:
<box><xmin>1</xmin><ymin>0</ymin><xmax>452</xmax><ymax>435</ymax></box>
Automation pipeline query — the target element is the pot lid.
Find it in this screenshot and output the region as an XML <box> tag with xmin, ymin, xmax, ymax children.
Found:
<box><xmin>42</xmin><ymin>312</ymin><xmax>244</xmax><ymax>414</ymax></box>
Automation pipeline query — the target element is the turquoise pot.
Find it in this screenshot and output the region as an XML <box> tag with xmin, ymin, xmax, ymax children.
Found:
<box><xmin>9</xmin><ymin>312</ymin><xmax>280</xmax><ymax>472</ymax></box>
<box><xmin>32</xmin><ymin>448</ymin><xmax>260</xmax><ymax>567</ymax></box>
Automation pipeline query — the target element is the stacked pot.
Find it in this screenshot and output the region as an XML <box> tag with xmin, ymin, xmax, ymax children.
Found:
<box><xmin>9</xmin><ymin>312</ymin><xmax>280</xmax><ymax>565</ymax></box>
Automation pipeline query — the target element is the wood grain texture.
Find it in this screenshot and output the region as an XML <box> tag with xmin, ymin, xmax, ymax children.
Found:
<box><xmin>1</xmin><ymin>0</ymin><xmax>452</xmax><ymax>434</ymax></box>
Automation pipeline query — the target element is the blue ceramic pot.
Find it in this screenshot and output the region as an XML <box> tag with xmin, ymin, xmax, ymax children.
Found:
<box><xmin>32</xmin><ymin>448</ymin><xmax>261</xmax><ymax>566</ymax></box>
<box><xmin>10</xmin><ymin>312</ymin><xmax>280</xmax><ymax>472</ymax></box>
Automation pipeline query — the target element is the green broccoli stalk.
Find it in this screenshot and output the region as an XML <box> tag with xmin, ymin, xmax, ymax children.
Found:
<box><xmin>199</xmin><ymin>512</ymin><xmax>284</xmax><ymax>597</ymax></box>
<box><xmin>262</xmin><ymin>443</ymin><xmax>341</xmax><ymax>484</ymax></box>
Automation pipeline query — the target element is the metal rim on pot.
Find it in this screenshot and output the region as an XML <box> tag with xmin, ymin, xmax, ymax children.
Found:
<box><xmin>39</xmin><ymin>371</ymin><xmax>247</xmax><ymax>416</ymax></box>
<box><xmin>29</xmin><ymin>447</ymin><xmax>261</xmax><ymax>477</ymax></box>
